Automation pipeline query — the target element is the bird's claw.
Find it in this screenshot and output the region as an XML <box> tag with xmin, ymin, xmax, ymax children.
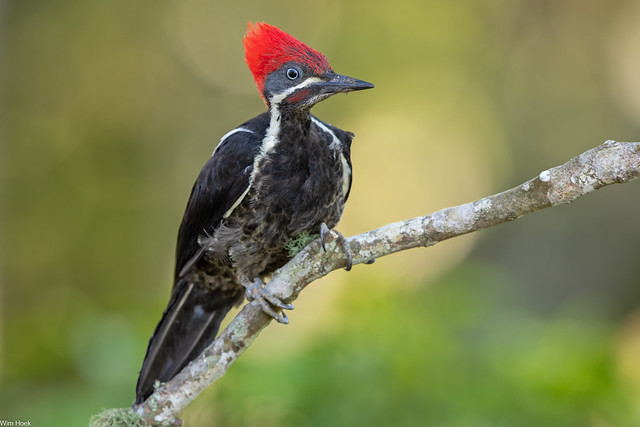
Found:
<box><xmin>320</xmin><ymin>223</ymin><xmax>353</xmax><ymax>271</ymax></box>
<box><xmin>320</xmin><ymin>223</ymin><xmax>330</xmax><ymax>252</ymax></box>
<box><xmin>242</xmin><ymin>278</ymin><xmax>293</xmax><ymax>324</ymax></box>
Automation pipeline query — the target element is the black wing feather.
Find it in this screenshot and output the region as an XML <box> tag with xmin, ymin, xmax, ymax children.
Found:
<box><xmin>312</xmin><ymin>116</ymin><xmax>354</xmax><ymax>202</ymax></box>
<box><xmin>174</xmin><ymin>113</ymin><xmax>269</xmax><ymax>282</ymax></box>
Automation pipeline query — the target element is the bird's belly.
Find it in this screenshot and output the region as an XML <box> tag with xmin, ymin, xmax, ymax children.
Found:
<box><xmin>226</xmin><ymin>159</ymin><xmax>345</xmax><ymax>278</ymax></box>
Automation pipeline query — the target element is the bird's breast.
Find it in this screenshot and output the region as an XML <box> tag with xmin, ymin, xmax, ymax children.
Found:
<box><xmin>222</xmin><ymin>119</ymin><xmax>349</xmax><ymax>279</ymax></box>
<box><xmin>250</xmin><ymin>138</ymin><xmax>345</xmax><ymax>230</ymax></box>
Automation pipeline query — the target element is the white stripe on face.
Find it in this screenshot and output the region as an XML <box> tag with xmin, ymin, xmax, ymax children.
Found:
<box><xmin>268</xmin><ymin>77</ymin><xmax>322</xmax><ymax>105</ymax></box>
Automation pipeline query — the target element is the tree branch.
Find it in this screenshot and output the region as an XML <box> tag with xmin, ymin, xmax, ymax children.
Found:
<box><xmin>132</xmin><ymin>140</ymin><xmax>640</xmax><ymax>426</ymax></box>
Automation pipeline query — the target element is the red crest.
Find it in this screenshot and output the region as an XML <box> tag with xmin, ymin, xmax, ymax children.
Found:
<box><xmin>243</xmin><ymin>22</ymin><xmax>332</xmax><ymax>97</ymax></box>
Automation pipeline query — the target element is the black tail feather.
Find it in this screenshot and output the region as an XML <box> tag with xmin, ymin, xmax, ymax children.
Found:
<box><xmin>135</xmin><ymin>279</ymin><xmax>238</xmax><ymax>404</ymax></box>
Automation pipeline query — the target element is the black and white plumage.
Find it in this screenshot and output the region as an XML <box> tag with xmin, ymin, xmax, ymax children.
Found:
<box><xmin>135</xmin><ymin>22</ymin><xmax>373</xmax><ymax>404</ymax></box>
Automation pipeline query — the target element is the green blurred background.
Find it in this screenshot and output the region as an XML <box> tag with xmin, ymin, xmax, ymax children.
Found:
<box><xmin>2</xmin><ymin>0</ymin><xmax>640</xmax><ymax>425</ymax></box>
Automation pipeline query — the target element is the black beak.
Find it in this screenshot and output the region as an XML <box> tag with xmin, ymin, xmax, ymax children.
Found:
<box><xmin>316</xmin><ymin>72</ymin><xmax>375</xmax><ymax>94</ymax></box>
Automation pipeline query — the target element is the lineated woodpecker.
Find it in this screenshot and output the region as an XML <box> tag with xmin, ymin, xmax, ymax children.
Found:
<box><xmin>135</xmin><ymin>22</ymin><xmax>373</xmax><ymax>404</ymax></box>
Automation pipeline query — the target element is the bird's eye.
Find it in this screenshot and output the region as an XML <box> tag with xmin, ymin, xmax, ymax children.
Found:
<box><xmin>286</xmin><ymin>68</ymin><xmax>300</xmax><ymax>80</ymax></box>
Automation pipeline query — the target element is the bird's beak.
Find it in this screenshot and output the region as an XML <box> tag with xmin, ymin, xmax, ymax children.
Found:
<box><xmin>288</xmin><ymin>71</ymin><xmax>373</xmax><ymax>108</ymax></box>
<box><xmin>316</xmin><ymin>72</ymin><xmax>375</xmax><ymax>94</ymax></box>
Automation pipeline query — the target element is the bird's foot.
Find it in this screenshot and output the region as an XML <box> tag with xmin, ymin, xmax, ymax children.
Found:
<box><xmin>320</xmin><ymin>223</ymin><xmax>353</xmax><ymax>271</ymax></box>
<box><xmin>240</xmin><ymin>277</ymin><xmax>294</xmax><ymax>324</ymax></box>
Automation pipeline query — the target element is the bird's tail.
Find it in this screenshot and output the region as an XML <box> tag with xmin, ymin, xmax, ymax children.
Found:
<box><xmin>135</xmin><ymin>278</ymin><xmax>242</xmax><ymax>404</ymax></box>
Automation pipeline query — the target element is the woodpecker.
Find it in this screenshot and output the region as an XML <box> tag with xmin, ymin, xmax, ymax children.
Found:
<box><xmin>135</xmin><ymin>22</ymin><xmax>373</xmax><ymax>404</ymax></box>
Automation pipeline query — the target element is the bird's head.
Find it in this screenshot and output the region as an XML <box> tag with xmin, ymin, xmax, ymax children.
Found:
<box><xmin>243</xmin><ymin>22</ymin><xmax>373</xmax><ymax>109</ymax></box>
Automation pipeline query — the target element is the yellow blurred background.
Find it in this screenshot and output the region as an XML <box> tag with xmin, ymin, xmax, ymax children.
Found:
<box><xmin>2</xmin><ymin>0</ymin><xmax>640</xmax><ymax>425</ymax></box>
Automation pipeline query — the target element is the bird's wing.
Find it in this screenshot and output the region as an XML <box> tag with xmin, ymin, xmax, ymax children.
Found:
<box><xmin>311</xmin><ymin>116</ymin><xmax>354</xmax><ymax>201</ymax></box>
<box><xmin>174</xmin><ymin>115</ymin><xmax>269</xmax><ymax>281</ymax></box>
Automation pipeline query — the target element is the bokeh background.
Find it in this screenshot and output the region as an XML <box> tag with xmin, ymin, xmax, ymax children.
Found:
<box><xmin>2</xmin><ymin>0</ymin><xmax>640</xmax><ymax>425</ymax></box>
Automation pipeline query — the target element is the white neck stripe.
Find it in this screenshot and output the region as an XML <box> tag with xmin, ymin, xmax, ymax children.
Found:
<box><xmin>311</xmin><ymin>117</ymin><xmax>341</xmax><ymax>150</ymax></box>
